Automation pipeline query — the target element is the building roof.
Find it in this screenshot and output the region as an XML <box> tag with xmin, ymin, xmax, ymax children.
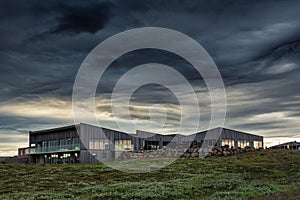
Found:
<box><xmin>196</xmin><ymin>127</ymin><xmax>263</xmax><ymax>137</ymax></box>
<box><xmin>30</xmin><ymin>123</ymin><xmax>129</xmax><ymax>135</ymax></box>
<box><xmin>269</xmin><ymin>141</ymin><xmax>300</xmax><ymax>148</ymax></box>
<box><xmin>30</xmin><ymin>124</ymin><xmax>79</xmax><ymax>135</ymax></box>
<box><xmin>29</xmin><ymin>123</ymin><xmax>263</xmax><ymax>139</ymax></box>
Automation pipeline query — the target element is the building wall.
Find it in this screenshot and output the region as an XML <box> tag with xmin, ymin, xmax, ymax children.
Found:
<box><xmin>269</xmin><ymin>142</ymin><xmax>300</xmax><ymax>150</ymax></box>
<box><xmin>187</xmin><ymin>127</ymin><xmax>263</xmax><ymax>149</ymax></box>
<box><xmin>219</xmin><ymin>128</ymin><xmax>263</xmax><ymax>148</ymax></box>
<box><xmin>79</xmin><ymin>123</ymin><xmax>134</xmax><ymax>162</ymax></box>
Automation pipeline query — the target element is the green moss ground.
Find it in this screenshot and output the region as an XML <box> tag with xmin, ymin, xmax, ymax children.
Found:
<box><xmin>0</xmin><ymin>150</ymin><xmax>299</xmax><ymax>200</ymax></box>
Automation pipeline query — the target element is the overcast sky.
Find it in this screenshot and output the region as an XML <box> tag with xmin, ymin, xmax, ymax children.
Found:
<box><xmin>1</xmin><ymin>0</ymin><xmax>300</xmax><ymax>155</ymax></box>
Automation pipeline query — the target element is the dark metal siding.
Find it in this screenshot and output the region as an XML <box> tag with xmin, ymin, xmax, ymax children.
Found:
<box><xmin>79</xmin><ymin>123</ymin><xmax>135</xmax><ymax>162</ymax></box>
<box><xmin>29</xmin><ymin>126</ymin><xmax>79</xmax><ymax>146</ymax></box>
<box><xmin>192</xmin><ymin>128</ymin><xmax>263</xmax><ymax>148</ymax></box>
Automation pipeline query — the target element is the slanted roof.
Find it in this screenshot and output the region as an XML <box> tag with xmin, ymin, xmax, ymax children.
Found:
<box><xmin>30</xmin><ymin>123</ymin><xmax>131</xmax><ymax>136</ymax></box>
<box><xmin>196</xmin><ymin>127</ymin><xmax>263</xmax><ymax>137</ymax></box>
<box><xmin>269</xmin><ymin>141</ymin><xmax>300</xmax><ymax>148</ymax></box>
<box><xmin>30</xmin><ymin>124</ymin><xmax>79</xmax><ymax>135</ymax></box>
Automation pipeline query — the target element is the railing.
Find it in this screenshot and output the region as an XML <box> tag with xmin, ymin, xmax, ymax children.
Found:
<box><xmin>26</xmin><ymin>144</ymin><xmax>80</xmax><ymax>154</ymax></box>
<box><xmin>25</xmin><ymin>148</ymin><xmax>34</xmax><ymax>154</ymax></box>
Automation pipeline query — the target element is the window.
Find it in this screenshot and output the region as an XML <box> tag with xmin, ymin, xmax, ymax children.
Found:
<box><xmin>115</xmin><ymin>140</ymin><xmax>133</xmax><ymax>150</ymax></box>
<box><xmin>238</xmin><ymin>140</ymin><xmax>243</xmax><ymax>148</ymax></box>
<box><xmin>42</xmin><ymin>141</ymin><xmax>48</xmax><ymax>152</ymax></box>
<box><xmin>222</xmin><ymin>139</ymin><xmax>235</xmax><ymax>147</ymax></box>
<box><xmin>104</xmin><ymin>142</ymin><xmax>109</xmax><ymax>150</ymax></box>
<box><xmin>62</xmin><ymin>153</ymin><xmax>70</xmax><ymax>158</ymax></box>
<box><xmin>254</xmin><ymin>141</ymin><xmax>263</xmax><ymax>149</ymax></box>
<box><xmin>73</xmin><ymin>137</ymin><xmax>79</xmax><ymax>144</ymax></box>
<box><xmin>89</xmin><ymin>141</ymin><xmax>95</xmax><ymax>149</ymax></box>
<box><xmin>246</xmin><ymin>141</ymin><xmax>250</xmax><ymax>147</ymax></box>
<box><xmin>238</xmin><ymin>140</ymin><xmax>250</xmax><ymax>148</ymax></box>
<box><xmin>89</xmin><ymin>139</ymin><xmax>110</xmax><ymax>150</ymax></box>
<box><xmin>95</xmin><ymin>141</ymin><xmax>100</xmax><ymax>149</ymax></box>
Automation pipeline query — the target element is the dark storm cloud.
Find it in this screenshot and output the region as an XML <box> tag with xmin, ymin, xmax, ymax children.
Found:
<box><xmin>233</xmin><ymin>122</ymin><xmax>286</xmax><ymax>131</ymax></box>
<box><xmin>0</xmin><ymin>114</ymin><xmax>70</xmax><ymax>134</ymax></box>
<box><xmin>50</xmin><ymin>2</ymin><xmax>113</xmax><ymax>34</ymax></box>
<box><xmin>97</xmin><ymin>49</ymin><xmax>203</xmax><ymax>95</ymax></box>
<box><xmin>1</xmin><ymin>0</ymin><xmax>300</xmax><ymax>154</ymax></box>
<box><xmin>111</xmin><ymin>0</ymin><xmax>300</xmax><ymax>65</ymax></box>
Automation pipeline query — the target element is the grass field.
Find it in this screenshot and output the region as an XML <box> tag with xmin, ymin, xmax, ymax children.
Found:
<box><xmin>0</xmin><ymin>150</ymin><xmax>299</xmax><ymax>200</ymax></box>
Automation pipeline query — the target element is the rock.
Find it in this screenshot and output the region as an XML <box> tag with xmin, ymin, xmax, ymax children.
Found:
<box><xmin>191</xmin><ymin>152</ymin><xmax>198</xmax><ymax>157</ymax></box>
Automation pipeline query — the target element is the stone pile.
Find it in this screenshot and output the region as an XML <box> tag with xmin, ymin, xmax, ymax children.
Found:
<box><xmin>207</xmin><ymin>146</ymin><xmax>254</xmax><ymax>157</ymax></box>
<box><xmin>116</xmin><ymin>146</ymin><xmax>256</xmax><ymax>160</ymax></box>
<box><xmin>179</xmin><ymin>146</ymin><xmax>255</xmax><ymax>157</ymax></box>
<box><xmin>182</xmin><ymin>148</ymin><xmax>201</xmax><ymax>158</ymax></box>
<box><xmin>117</xmin><ymin>148</ymin><xmax>187</xmax><ymax>160</ymax></box>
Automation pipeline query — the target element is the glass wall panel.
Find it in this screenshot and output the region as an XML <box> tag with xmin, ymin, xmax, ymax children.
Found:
<box><xmin>254</xmin><ymin>141</ymin><xmax>263</xmax><ymax>149</ymax></box>
<box><xmin>115</xmin><ymin>140</ymin><xmax>133</xmax><ymax>150</ymax></box>
<box><xmin>28</xmin><ymin>137</ymin><xmax>80</xmax><ymax>154</ymax></box>
<box><xmin>88</xmin><ymin>139</ymin><xmax>111</xmax><ymax>150</ymax></box>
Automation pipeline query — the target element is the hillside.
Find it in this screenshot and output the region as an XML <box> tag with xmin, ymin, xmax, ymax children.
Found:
<box><xmin>0</xmin><ymin>150</ymin><xmax>299</xmax><ymax>200</ymax></box>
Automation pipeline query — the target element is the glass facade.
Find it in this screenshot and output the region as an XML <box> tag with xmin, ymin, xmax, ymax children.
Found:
<box><xmin>221</xmin><ymin>139</ymin><xmax>235</xmax><ymax>148</ymax></box>
<box><xmin>115</xmin><ymin>140</ymin><xmax>134</xmax><ymax>150</ymax></box>
<box><xmin>238</xmin><ymin>140</ymin><xmax>250</xmax><ymax>148</ymax></box>
<box><xmin>27</xmin><ymin>137</ymin><xmax>80</xmax><ymax>154</ymax></box>
<box><xmin>89</xmin><ymin>139</ymin><xmax>110</xmax><ymax>150</ymax></box>
<box><xmin>254</xmin><ymin>141</ymin><xmax>263</xmax><ymax>149</ymax></box>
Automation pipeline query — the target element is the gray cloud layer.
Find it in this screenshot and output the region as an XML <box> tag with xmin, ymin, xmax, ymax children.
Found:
<box><xmin>1</xmin><ymin>0</ymin><xmax>300</xmax><ymax>154</ymax></box>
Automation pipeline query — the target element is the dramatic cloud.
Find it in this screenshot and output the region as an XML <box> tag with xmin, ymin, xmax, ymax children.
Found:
<box><xmin>1</xmin><ymin>0</ymin><xmax>300</xmax><ymax>155</ymax></box>
<box><xmin>50</xmin><ymin>2</ymin><xmax>113</xmax><ymax>34</ymax></box>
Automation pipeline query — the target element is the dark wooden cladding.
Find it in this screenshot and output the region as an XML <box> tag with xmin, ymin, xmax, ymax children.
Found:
<box><xmin>29</xmin><ymin>126</ymin><xmax>79</xmax><ymax>146</ymax></box>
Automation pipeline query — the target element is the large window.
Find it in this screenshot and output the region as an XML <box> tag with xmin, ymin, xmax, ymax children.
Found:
<box><xmin>42</xmin><ymin>141</ymin><xmax>48</xmax><ymax>151</ymax></box>
<box><xmin>221</xmin><ymin>139</ymin><xmax>235</xmax><ymax>148</ymax></box>
<box><xmin>238</xmin><ymin>140</ymin><xmax>250</xmax><ymax>148</ymax></box>
<box><xmin>89</xmin><ymin>139</ymin><xmax>110</xmax><ymax>150</ymax></box>
<box><xmin>254</xmin><ymin>141</ymin><xmax>263</xmax><ymax>149</ymax></box>
<box><xmin>114</xmin><ymin>140</ymin><xmax>133</xmax><ymax>150</ymax></box>
<box><xmin>36</xmin><ymin>138</ymin><xmax>80</xmax><ymax>153</ymax></box>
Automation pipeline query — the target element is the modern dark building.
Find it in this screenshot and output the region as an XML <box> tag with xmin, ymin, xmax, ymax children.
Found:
<box><xmin>190</xmin><ymin>127</ymin><xmax>263</xmax><ymax>149</ymax></box>
<box><xmin>269</xmin><ymin>141</ymin><xmax>300</xmax><ymax>150</ymax></box>
<box><xmin>25</xmin><ymin>124</ymin><xmax>80</xmax><ymax>164</ymax></box>
<box><xmin>23</xmin><ymin>123</ymin><xmax>263</xmax><ymax>164</ymax></box>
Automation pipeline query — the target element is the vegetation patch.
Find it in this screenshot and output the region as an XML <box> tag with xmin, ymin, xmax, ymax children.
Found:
<box><xmin>0</xmin><ymin>150</ymin><xmax>299</xmax><ymax>199</ymax></box>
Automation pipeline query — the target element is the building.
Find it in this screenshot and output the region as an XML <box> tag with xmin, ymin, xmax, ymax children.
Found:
<box><xmin>18</xmin><ymin>147</ymin><xmax>29</xmax><ymax>163</ymax></box>
<box><xmin>0</xmin><ymin>156</ymin><xmax>19</xmax><ymax>164</ymax></box>
<box><xmin>0</xmin><ymin>156</ymin><xmax>12</xmax><ymax>163</ymax></box>
<box><xmin>188</xmin><ymin>127</ymin><xmax>263</xmax><ymax>149</ymax></box>
<box><xmin>23</xmin><ymin>123</ymin><xmax>263</xmax><ymax>164</ymax></box>
<box><xmin>269</xmin><ymin>141</ymin><xmax>300</xmax><ymax>150</ymax></box>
